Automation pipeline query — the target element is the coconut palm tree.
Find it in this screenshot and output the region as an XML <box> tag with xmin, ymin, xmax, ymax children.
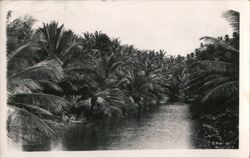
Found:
<box><xmin>7</xmin><ymin>54</ymin><xmax>71</xmax><ymax>145</ymax></box>
<box><xmin>36</xmin><ymin>21</ymin><xmax>80</xmax><ymax>63</ymax></box>
<box><xmin>186</xmin><ymin>10</ymin><xmax>239</xmax><ymax>110</ymax></box>
<box><xmin>185</xmin><ymin>10</ymin><xmax>240</xmax><ymax>149</ymax></box>
<box><xmin>117</xmin><ymin>54</ymin><xmax>165</xmax><ymax>111</ymax></box>
<box><xmin>7</xmin><ymin>16</ymin><xmax>72</xmax><ymax>146</ymax></box>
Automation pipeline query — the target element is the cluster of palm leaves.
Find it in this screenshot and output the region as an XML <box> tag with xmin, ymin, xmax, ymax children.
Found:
<box><xmin>6</xmin><ymin>12</ymin><xmax>176</xmax><ymax>146</ymax></box>
<box><xmin>185</xmin><ymin>10</ymin><xmax>239</xmax><ymax>112</ymax></box>
<box><xmin>7</xmin><ymin>15</ymin><xmax>75</xmax><ymax>146</ymax></box>
<box><xmin>6</xmin><ymin>9</ymin><xmax>239</xmax><ymax>149</ymax></box>
<box><xmin>163</xmin><ymin>55</ymin><xmax>187</xmax><ymax>102</ymax></box>
<box><xmin>184</xmin><ymin>10</ymin><xmax>239</xmax><ymax>148</ymax></box>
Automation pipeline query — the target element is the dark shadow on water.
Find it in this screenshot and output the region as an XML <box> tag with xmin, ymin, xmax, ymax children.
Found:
<box><xmin>62</xmin><ymin>104</ymin><xmax>197</xmax><ymax>150</ymax></box>
<box><xmin>23</xmin><ymin>103</ymin><xmax>200</xmax><ymax>151</ymax></box>
<box><xmin>62</xmin><ymin>108</ymin><xmax>159</xmax><ymax>151</ymax></box>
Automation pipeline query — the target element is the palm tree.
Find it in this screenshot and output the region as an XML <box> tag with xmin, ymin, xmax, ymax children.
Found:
<box><xmin>59</xmin><ymin>33</ymin><xmax>129</xmax><ymax>120</ymax></box>
<box><xmin>7</xmin><ymin>16</ymin><xmax>72</xmax><ymax>146</ymax></box>
<box><xmin>36</xmin><ymin>21</ymin><xmax>80</xmax><ymax>63</ymax></box>
<box><xmin>186</xmin><ymin>10</ymin><xmax>239</xmax><ymax>110</ymax></box>
<box><xmin>163</xmin><ymin>55</ymin><xmax>186</xmax><ymax>101</ymax></box>
<box><xmin>81</xmin><ymin>31</ymin><xmax>112</xmax><ymax>54</ymax></box>
<box><xmin>185</xmin><ymin>10</ymin><xmax>240</xmax><ymax>149</ymax></box>
<box><xmin>117</xmin><ymin>51</ymin><xmax>166</xmax><ymax>111</ymax></box>
<box><xmin>7</xmin><ymin>58</ymin><xmax>71</xmax><ymax>145</ymax></box>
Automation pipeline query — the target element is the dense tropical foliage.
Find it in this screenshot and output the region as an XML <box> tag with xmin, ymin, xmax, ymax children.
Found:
<box><xmin>184</xmin><ymin>10</ymin><xmax>239</xmax><ymax>148</ymax></box>
<box><xmin>6</xmin><ymin>10</ymin><xmax>239</xmax><ymax>150</ymax></box>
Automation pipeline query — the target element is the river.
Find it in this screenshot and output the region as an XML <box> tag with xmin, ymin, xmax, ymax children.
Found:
<box><xmin>61</xmin><ymin>103</ymin><xmax>196</xmax><ymax>150</ymax></box>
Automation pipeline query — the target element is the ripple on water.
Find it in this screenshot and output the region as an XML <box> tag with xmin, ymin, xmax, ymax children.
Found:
<box><xmin>62</xmin><ymin>103</ymin><xmax>196</xmax><ymax>150</ymax></box>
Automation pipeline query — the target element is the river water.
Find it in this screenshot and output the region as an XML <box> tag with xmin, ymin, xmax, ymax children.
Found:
<box><xmin>61</xmin><ymin>103</ymin><xmax>196</xmax><ymax>150</ymax></box>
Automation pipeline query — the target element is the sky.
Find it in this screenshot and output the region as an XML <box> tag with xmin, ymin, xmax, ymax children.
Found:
<box><xmin>3</xmin><ymin>1</ymin><xmax>241</xmax><ymax>56</ymax></box>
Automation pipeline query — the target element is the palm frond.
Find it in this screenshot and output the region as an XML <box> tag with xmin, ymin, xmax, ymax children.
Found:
<box><xmin>201</xmin><ymin>81</ymin><xmax>238</xmax><ymax>104</ymax></box>
<box><xmin>7</xmin><ymin>57</ymin><xmax>34</xmax><ymax>75</ymax></box>
<box><xmin>197</xmin><ymin>76</ymin><xmax>236</xmax><ymax>93</ymax></box>
<box><xmin>191</xmin><ymin>60</ymin><xmax>238</xmax><ymax>74</ymax></box>
<box><xmin>7</xmin><ymin>41</ymin><xmax>40</xmax><ymax>62</ymax></box>
<box><xmin>223</xmin><ymin>10</ymin><xmax>239</xmax><ymax>33</ymax></box>
<box><xmin>8</xmin><ymin>60</ymin><xmax>63</xmax><ymax>82</ymax></box>
<box><xmin>109</xmin><ymin>61</ymin><xmax>123</xmax><ymax>72</ymax></box>
<box><xmin>38</xmin><ymin>80</ymin><xmax>63</xmax><ymax>93</ymax></box>
<box><xmin>61</xmin><ymin>41</ymin><xmax>79</xmax><ymax>58</ymax></box>
<box><xmin>8</xmin><ymin>93</ymin><xmax>71</xmax><ymax>115</ymax></box>
<box><xmin>96</xmin><ymin>88</ymin><xmax>127</xmax><ymax>108</ymax></box>
<box><xmin>37</xmin><ymin>22</ymin><xmax>58</xmax><ymax>57</ymax></box>
<box><xmin>7</xmin><ymin>105</ymin><xmax>57</xmax><ymax>141</ymax></box>
<box><xmin>8</xmin><ymin>79</ymin><xmax>43</xmax><ymax>95</ymax></box>
<box><xmin>13</xmin><ymin>103</ymin><xmax>56</xmax><ymax>119</ymax></box>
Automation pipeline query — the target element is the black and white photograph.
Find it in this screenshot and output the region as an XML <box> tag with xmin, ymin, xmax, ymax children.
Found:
<box><xmin>0</xmin><ymin>0</ymin><xmax>249</xmax><ymax>157</ymax></box>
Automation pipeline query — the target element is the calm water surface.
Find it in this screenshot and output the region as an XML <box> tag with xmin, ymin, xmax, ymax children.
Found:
<box><xmin>62</xmin><ymin>103</ymin><xmax>196</xmax><ymax>150</ymax></box>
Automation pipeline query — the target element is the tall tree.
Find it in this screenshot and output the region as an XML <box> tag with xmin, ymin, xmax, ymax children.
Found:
<box><xmin>7</xmin><ymin>14</ymin><xmax>71</xmax><ymax>146</ymax></box>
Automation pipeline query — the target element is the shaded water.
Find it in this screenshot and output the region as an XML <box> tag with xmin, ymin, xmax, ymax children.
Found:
<box><xmin>62</xmin><ymin>103</ymin><xmax>196</xmax><ymax>150</ymax></box>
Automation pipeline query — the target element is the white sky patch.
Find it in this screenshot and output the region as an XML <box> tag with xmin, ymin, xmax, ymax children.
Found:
<box><xmin>4</xmin><ymin>1</ymin><xmax>239</xmax><ymax>56</ymax></box>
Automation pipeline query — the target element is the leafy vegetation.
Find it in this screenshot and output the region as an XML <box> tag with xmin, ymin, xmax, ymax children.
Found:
<box><xmin>6</xmin><ymin>10</ymin><xmax>239</xmax><ymax>149</ymax></box>
<box><xmin>184</xmin><ymin>10</ymin><xmax>239</xmax><ymax>148</ymax></box>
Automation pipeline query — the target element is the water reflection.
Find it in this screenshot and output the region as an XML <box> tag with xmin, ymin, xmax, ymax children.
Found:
<box><xmin>62</xmin><ymin>103</ymin><xmax>196</xmax><ymax>150</ymax></box>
